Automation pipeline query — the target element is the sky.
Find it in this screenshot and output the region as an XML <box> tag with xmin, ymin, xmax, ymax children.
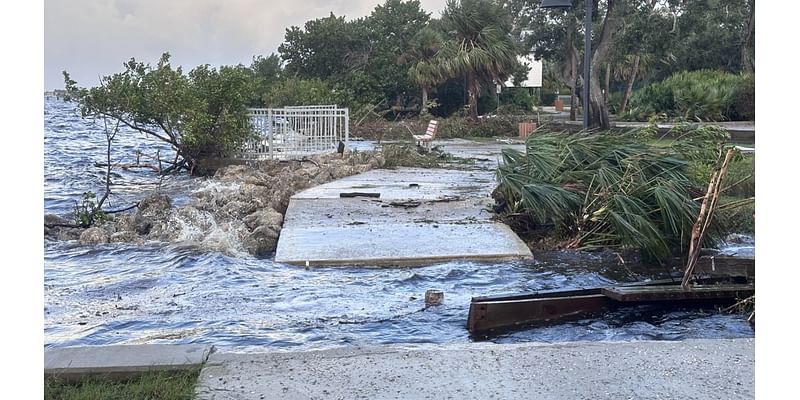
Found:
<box><xmin>44</xmin><ymin>0</ymin><xmax>448</xmax><ymax>90</ymax></box>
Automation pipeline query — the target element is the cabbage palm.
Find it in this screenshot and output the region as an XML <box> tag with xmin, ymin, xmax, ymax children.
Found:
<box><xmin>399</xmin><ymin>27</ymin><xmax>444</xmax><ymax>114</ymax></box>
<box><xmin>438</xmin><ymin>0</ymin><xmax>519</xmax><ymax>120</ymax></box>
<box><xmin>495</xmin><ymin>128</ymin><xmax>725</xmax><ymax>262</ymax></box>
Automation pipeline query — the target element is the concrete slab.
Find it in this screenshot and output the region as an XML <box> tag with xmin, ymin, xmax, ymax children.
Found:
<box><xmin>294</xmin><ymin>168</ymin><xmax>496</xmax><ymax>200</ymax></box>
<box><xmin>44</xmin><ymin>344</ymin><xmax>214</xmax><ymax>381</ymax></box>
<box><xmin>195</xmin><ymin>338</ymin><xmax>754</xmax><ymax>400</ymax></box>
<box><xmin>274</xmin><ymin>168</ymin><xmax>533</xmax><ymax>266</ymax></box>
<box><xmin>275</xmin><ymin>221</ymin><xmax>532</xmax><ymax>266</ymax></box>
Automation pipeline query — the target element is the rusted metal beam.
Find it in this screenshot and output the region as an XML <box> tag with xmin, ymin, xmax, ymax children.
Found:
<box><xmin>468</xmin><ymin>290</ymin><xmax>615</xmax><ymax>334</ymax></box>
<box><xmin>467</xmin><ymin>280</ymin><xmax>755</xmax><ymax>334</ymax></box>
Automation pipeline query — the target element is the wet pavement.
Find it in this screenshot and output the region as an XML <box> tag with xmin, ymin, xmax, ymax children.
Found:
<box><xmin>274</xmin><ymin>168</ymin><xmax>532</xmax><ymax>266</ymax></box>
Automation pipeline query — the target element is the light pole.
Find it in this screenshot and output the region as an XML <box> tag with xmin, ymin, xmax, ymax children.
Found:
<box><xmin>541</xmin><ymin>0</ymin><xmax>591</xmax><ymax>129</ymax></box>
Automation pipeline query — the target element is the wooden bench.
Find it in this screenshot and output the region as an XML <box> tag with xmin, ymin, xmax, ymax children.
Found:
<box><xmin>412</xmin><ymin>120</ymin><xmax>438</xmax><ymax>150</ymax></box>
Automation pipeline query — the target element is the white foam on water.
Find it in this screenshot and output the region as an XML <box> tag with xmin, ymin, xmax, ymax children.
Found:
<box><xmin>169</xmin><ymin>207</ymin><xmax>249</xmax><ymax>257</ymax></box>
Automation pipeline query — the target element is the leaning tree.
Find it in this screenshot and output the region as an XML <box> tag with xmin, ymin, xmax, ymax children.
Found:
<box><xmin>64</xmin><ymin>53</ymin><xmax>254</xmax><ymax>175</ymax></box>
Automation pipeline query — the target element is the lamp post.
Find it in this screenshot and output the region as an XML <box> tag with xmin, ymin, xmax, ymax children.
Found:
<box><xmin>541</xmin><ymin>0</ymin><xmax>592</xmax><ymax>130</ymax></box>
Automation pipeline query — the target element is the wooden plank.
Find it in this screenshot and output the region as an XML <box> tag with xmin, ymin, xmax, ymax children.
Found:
<box><xmin>471</xmin><ymin>287</ymin><xmax>603</xmax><ymax>303</ymax></box>
<box><xmin>693</xmin><ymin>256</ymin><xmax>754</xmax><ymax>279</ymax></box>
<box><xmin>602</xmin><ymin>284</ymin><xmax>754</xmax><ymax>302</ymax></box>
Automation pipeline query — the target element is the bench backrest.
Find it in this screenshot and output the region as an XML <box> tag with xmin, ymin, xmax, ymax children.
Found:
<box><xmin>426</xmin><ymin>120</ymin><xmax>438</xmax><ymax>138</ymax></box>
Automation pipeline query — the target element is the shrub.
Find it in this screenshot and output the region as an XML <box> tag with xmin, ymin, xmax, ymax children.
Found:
<box><xmin>499</xmin><ymin>88</ymin><xmax>536</xmax><ymax>113</ymax></box>
<box><xmin>539</xmin><ymin>90</ymin><xmax>558</xmax><ymax>106</ymax></box>
<box><xmin>624</xmin><ymin>70</ymin><xmax>753</xmax><ymax>122</ymax></box>
<box><xmin>731</xmin><ymin>74</ymin><xmax>755</xmax><ymax>120</ymax></box>
<box><xmin>262</xmin><ymin>78</ymin><xmax>343</xmax><ymax>107</ymax></box>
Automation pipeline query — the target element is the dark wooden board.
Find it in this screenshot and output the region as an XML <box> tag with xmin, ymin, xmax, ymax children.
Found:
<box><xmin>601</xmin><ymin>284</ymin><xmax>755</xmax><ymax>302</ymax></box>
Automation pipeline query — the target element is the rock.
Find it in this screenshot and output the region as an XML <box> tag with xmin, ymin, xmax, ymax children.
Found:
<box><xmin>243</xmin><ymin>226</ymin><xmax>280</xmax><ymax>256</ymax></box>
<box><xmin>110</xmin><ymin>231</ymin><xmax>141</xmax><ymax>243</ymax></box>
<box><xmin>269</xmin><ymin>188</ymin><xmax>294</xmax><ymax>214</ymax></box>
<box><xmin>45</xmin><ymin>214</ymin><xmax>70</xmax><ymax>238</ymax></box>
<box><xmin>55</xmin><ymin>149</ymin><xmax>385</xmax><ymax>255</ymax></box>
<box><xmin>137</xmin><ymin>193</ymin><xmax>172</xmax><ymax>218</ymax></box>
<box><xmin>44</xmin><ymin>214</ymin><xmax>69</xmax><ymax>226</ymax></box>
<box><xmin>221</xmin><ymin>200</ymin><xmax>258</xmax><ymax>220</ymax></box>
<box><xmin>79</xmin><ymin>227</ymin><xmax>110</xmax><ymax>245</ymax></box>
<box><xmin>133</xmin><ymin>216</ymin><xmax>153</xmax><ymax>235</ymax></box>
<box><xmin>134</xmin><ymin>193</ymin><xmax>172</xmax><ymax>235</ymax></box>
<box><xmin>242</xmin><ymin>208</ymin><xmax>284</xmax><ymax>231</ymax></box>
<box><xmin>44</xmin><ymin>214</ymin><xmax>85</xmax><ymax>240</ymax></box>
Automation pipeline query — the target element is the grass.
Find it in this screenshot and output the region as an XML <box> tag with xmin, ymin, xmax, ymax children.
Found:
<box><xmin>45</xmin><ymin>368</ymin><xmax>201</xmax><ymax>400</ymax></box>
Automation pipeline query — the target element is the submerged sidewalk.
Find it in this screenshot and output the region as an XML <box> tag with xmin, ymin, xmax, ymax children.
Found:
<box><xmin>274</xmin><ymin>167</ymin><xmax>532</xmax><ymax>266</ymax></box>
<box><xmin>195</xmin><ymin>338</ymin><xmax>754</xmax><ymax>400</ymax></box>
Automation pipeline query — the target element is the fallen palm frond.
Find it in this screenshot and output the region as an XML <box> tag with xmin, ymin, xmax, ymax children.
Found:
<box><xmin>495</xmin><ymin>129</ymin><xmax>726</xmax><ymax>262</ymax></box>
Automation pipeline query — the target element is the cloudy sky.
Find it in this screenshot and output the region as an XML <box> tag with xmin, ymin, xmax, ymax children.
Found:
<box><xmin>44</xmin><ymin>0</ymin><xmax>449</xmax><ymax>90</ymax></box>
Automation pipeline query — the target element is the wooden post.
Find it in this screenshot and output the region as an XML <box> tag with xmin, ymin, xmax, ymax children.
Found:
<box><xmin>425</xmin><ymin>290</ymin><xmax>444</xmax><ymax>306</ymax></box>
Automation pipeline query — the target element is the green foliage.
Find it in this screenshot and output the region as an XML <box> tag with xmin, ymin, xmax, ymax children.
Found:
<box><xmin>73</xmin><ymin>192</ymin><xmax>108</xmax><ymax>227</ymax></box>
<box><xmin>722</xmin><ymin>155</ymin><xmax>755</xmax><ymax>198</ymax></box>
<box><xmin>625</xmin><ymin>70</ymin><xmax>753</xmax><ymax>122</ymax></box>
<box><xmin>731</xmin><ymin>74</ymin><xmax>755</xmax><ymax>121</ymax></box>
<box><xmin>499</xmin><ymin>87</ymin><xmax>535</xmax><ymax>113</ymax></box>
<box><xmin>248</xmin><ymin>54</ymin><xmax>283</xmax><ymax>107</ymax></box>
<box><xmin>539</xmin><ymin>89</ymin><xmax>558</xmax><ymax>107</ymax></box>
<box><xmin>495</xmin><ymin>128</ymin><xmax>727</xmax><ymax>262</ymax></box>
<box><xmin>716</xmin><ymin>197</ymin><xmax>755</xmax><ymax>235</ymax></box>
<box><xmin>45</xmin><ymin>368</ymin><xmax>201</xmax><ymax>400</ymax></box>
<box><xmin>262</xmin><ymin>78</ymin><xmax>342</xmax><ymax>108</ymax></box>
<box><xmin>279</xmin><ymin>13</ymin><xmax>369</xmax><ymax>80</ymax></box>
<box><xmin>437</xmin><ymin>0</ymin><xmax>521</xmax><ymax>119</ymax></box>
<box><xmin>278</xmin><ymin>1</ymin><xmax>431</xmax><ymax>111</ymax></box>
<box><xmin>64</xmin><ymin>53</ymin><xmax>254</xmax><ymax>173</ymax></box>
<box><xmin>436</xmin><ymin>115</ymin><xmax>529</xmax><ymax>138</ymax></box>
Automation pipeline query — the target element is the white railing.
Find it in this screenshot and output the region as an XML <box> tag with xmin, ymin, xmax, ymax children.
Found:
<box><xmin>238</xmin><ymin>106</ymin><xmax>349</xmax><ymax>160</ymax></box>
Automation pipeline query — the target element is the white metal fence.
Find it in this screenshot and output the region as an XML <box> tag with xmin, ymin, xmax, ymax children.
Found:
<box><xmin>238</xmin><ymin>106</ymin><xmax>349</xmax><ymax>160</ymax></box>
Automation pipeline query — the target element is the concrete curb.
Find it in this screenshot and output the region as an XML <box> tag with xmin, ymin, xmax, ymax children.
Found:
<box><xmin>44</xmin><ymin>344</ymin><xmax>214</xmax><ymax>382</ymax></box>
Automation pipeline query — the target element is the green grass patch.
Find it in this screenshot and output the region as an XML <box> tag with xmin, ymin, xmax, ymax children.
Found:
<box><xmin>45</xmin><ymin>368</ymin><xmax>201</xmax><ymax>400</ymax></box>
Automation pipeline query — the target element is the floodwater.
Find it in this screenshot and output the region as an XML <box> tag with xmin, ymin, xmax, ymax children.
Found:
<box><xmin>44</xmin><ymin>98</ymin><xmax>754</xmax><ymax>352</ymax></box>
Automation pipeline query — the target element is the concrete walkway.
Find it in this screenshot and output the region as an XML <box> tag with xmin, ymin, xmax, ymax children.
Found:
<box><xmin>195</xmin><ymin>338</ymin><xmax>754</xmax><ymax>400</ymax></box>
<box><xmin>274</xmin><ymin>167</ymin><xmax>532</xmax><ymax>266</ymax></box>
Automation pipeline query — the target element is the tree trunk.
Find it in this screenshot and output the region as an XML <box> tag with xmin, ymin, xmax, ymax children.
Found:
<box><xmin>569</xmin><ymin>45</ymin><xmax>579</xmax><ymax>121</ymax></box>
<box><xmin>467</xmin><ymin>71</ymin><xmax>479</xmax><ymax>121</ymax></box>
<box><xmin>421</xmin><ymin>86</ymin><xmax>428</xmax><ymax>113</ymax></box>
<box><xmin>620</xmin><ymin>55</ymin><xmax>640</xmax><ymax>114</ymax></box>
<box><xmin>589</xmin><ymin>0</ymin><xmax>625</xmax><ymax>129</ymax></box>
<box><xmin>603</xmin><ymin>63</ymin><xmax>611</xmax><ymax>105</ymax></box>
<box><xmin>740</xmin><ymin>0</ymin><xmax>755</xmax><ymax>73</ymax></box>
<box><xmin>566</xmin><ymin>18</ymin><xmax>578</xmax><ymax>121</ymax></box>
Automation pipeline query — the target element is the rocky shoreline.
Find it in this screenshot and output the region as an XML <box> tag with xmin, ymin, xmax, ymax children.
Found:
<box><xmin>45</xmin><ymin>151</ymin><xmax>386</xmax><ymax>257</ymax></box>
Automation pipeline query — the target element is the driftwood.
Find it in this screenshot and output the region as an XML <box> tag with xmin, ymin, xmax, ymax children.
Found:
<box><xmin>94</xmin><ymin>162</ymin><xmax>161</xmax><ymax>172</ymax></box>
<box><xmin>682</xmin><ymin>147</ymin><xmax>737</xmax><ymax>289</ymax></box>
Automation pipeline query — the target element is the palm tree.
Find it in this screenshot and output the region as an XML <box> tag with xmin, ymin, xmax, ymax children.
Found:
<box><xmin>398</xmin><ymin>27</ymin><xmax>444</xmax><ymax>114</ymax></box>
<box><xmin>612</xmin><ymin>53</ymin><xmax>655</xmax><ymax>114</ymax></box>
<box><xmin>438</xmin><ymin>0</ymin><xmax>519</xmax><ymax>120</ymax></box>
